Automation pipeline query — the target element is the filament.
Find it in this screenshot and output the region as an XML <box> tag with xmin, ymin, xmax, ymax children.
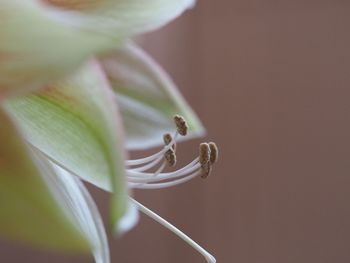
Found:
<box><xmin>125</xmin><ymin>132</ymin><xmax>178</xmax><ymax>166</ymax></box>
<box><xmin>127</xmin><ymin>158</ymin><xmax>199</xmax><ymax>179</ymax></box>
<box><xmin>129</xmin><ymin>170</ymin><xmax>201</xmax><ymax>189</ymax></box>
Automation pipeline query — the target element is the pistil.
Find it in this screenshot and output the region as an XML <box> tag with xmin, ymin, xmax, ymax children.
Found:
<box><xmin>131</xmin><ymin>198</ymin><xmax>216</xmax><ymax>263</ymax></box>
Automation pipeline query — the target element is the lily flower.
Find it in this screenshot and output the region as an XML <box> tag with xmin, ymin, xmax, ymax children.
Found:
<box><xmin>0</xmin><ymin>1</ymin><xmax>218</xmax><ymax>263</ymax></box>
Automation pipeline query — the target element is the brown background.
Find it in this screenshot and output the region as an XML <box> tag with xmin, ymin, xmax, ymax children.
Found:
<box><xmin>2</xmin><ymin>1</ymin><xmax>350</xmax><ymax>262</ymax></box>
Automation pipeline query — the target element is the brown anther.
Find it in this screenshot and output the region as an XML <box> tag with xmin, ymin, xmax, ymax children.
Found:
<box><xmin>199</xmin><ymin>143</ymin><xmax>211</xmax><ymax>165</ymax></box>
<box><xmin>199</xmin><ymin>143</ymin><xmax>213</xmax><ymax>178</ymax></box>
<box><xmin>201</xmin><ymin>162</ymin><xmax>212</xmax><ymax>179</ymax></box>
<box><xmin>208</xmin><ymin>142</ymin><xmax>218</xmax><ymax>164</ymax></box>
<box><xmin>174</xmin><ymin>115</ymin><xmax>188</xmax><ymax>136</ymax></box>
<box><xmin>163</xmin><ymin>133</ymin><xmax>176</xmax><ymax>151</ymax></box>
<box><xmin>164</xmin><ymin>148</ymin><xmax>176</xmax><ymax>167</ymax></box>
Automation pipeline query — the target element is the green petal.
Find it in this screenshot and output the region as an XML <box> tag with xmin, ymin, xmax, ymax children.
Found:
<box><xmin>0</xmin><ymin>108</ymin><xmax>90</xmax><ymax>252</ymax></box>
<box><xmin>0</xmin><ymin>0</ymin><xmax>111</xmax><ymax>98</ymax></box>
<box><xmin>100</xmin><ymin>43</ymin><xmax>205</xmax><ymax>150</ymax></box>
<box><xmin>4</xmin><ymin>60</ymin><xmax>128</xmax><ymax>229</ymax></box>
<box><xmin>44</xmin><ymin>0</ymin><xmax>195</xmax><ymax>38</ymax></box>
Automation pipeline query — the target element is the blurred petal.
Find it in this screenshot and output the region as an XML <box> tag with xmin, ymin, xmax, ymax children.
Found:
<box><xmin>43</xmin><ymin>0</ymin><xmax>196</xmax><ymax>37</ymax></box>
<box><xmin>100</xmin><ymin>43</ymin><xmax>205</xmax><ymax>150</ymax></box>
<box><xmin>115</xmin><ymin>200</ymin><xmax>139</xmax><ymax>236</ymax></box>
<box><xmin>45</xmin><ymin>160</ymin><xmax>110</xmax><ymax>263</ymax></box>
<box><xmin>0</xmin><ymin>109</ymin><xmax>90</xmax><ymax>252</ymax></box>
<box><xmin>0</xmin><ymin>0</ymin><xmax>194</xmax><ymax>98</ymax></box>
<box><xmin>4</xmin><ymin>61</ymin><xmax>128</xmax><ymax>229</ymax></box>
<box><xmin>0</xmin><ymin>0</ymin><xmax>110</xmax><ymax>98</ymax></box>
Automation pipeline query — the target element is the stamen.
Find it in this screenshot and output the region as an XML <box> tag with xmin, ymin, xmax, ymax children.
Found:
<box><xmin>174</xmin><ymin>115</ymin><xmax>188</xmax><ymax>136</ymax></box>
<box><xmin>164</xmin><ymin>148</ymin><xmax>177</xmax><ymax>167</ymax></box>
<box><xmin>200</xmin><ymin>163</ymin><xmax>212</xmax><ymax>179</ymax></box>
<box><xmin>163</xmin><ymin>133</ymin><xmax>176</xmax><ymax>150</ymax></box>
<box><xmin>125</xmin><ymin>115</ymin><xmax>188</xmax><ymax>169</ymax></box>
<box><xmin>199</xmin><ymin>143</ymin><xmax>212</xmax><ymax>179</ymax></box>
<box><xmin>131</xmin><ymin>198</ymin><xmax>216</xmax><ymax>263</ymax></box>
<box><xmin>163</xmin><ymin>133</ymin><xmax>177</xmax><ymax>167</ymax></box>
<box><xmin>129</xmin><ymin>170</ymin><xmax>201</xmax><ymax>189</ymax></box>
<box><xmin>124</xmin><ymin>114</ymin><xmax>218</xmax><ymax>190</ymax></box>
<box><xmin>124</xmin><ymin>116</ymin><xmax>217</xmax><ymax>262</ymax></box>
<box><xmin>126</xmin><ymin>158</ymin><xmax>200</xmax><ymax>181</ymax></box>
<box><xmin>199</xmin><ymin>143</ymin><xmax>211</xmax><ymax>165</ymax></box>
<box><xmin>209</xmin><ymin>142</ymin><xmax>218</xmax><ymax>164</ymax></box>
<box><xmin>125</xmin><ymin>132</ymin><xmax>178</xmax><ymax>166</ymax></box>
<box><xmin>128</xmin><ymin>162</ymin><xmax>168</xmax><ymax>188</ymax></box>
<box><xmin>127</xmin><ymin>142</ymin><xmax>219</xmax><ymax>185</ymax></box>
<box><xmin>129</xmin><ymin>156</ymin><xmax>164</xmax><ymax>172</ymax></box>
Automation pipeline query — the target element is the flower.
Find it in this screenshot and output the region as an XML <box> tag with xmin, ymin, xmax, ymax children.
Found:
<box><xmin>0</xmin><ymin>1</ymin><xmax>218</xmax><ymax>262</ymax></box>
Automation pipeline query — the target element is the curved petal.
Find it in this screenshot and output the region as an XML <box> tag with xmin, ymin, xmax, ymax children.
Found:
<box><xmin>0</xmin><ymin>0</ymin><xmax>194</xmax><ymax>99</ymax></box>
<box><xmin>0</xmin><ymin>108</ymin><xmax>90</xmax><ymax>252</ymax></box>
<box><xmin>115</xmin><ymin>199</ymin><xmax>139</xmax><ymax>236</ymax></box>
<box><xmin>4</xmin><ymin>60</ymin><xmax>128</xmax><ymax>229</ymax></box>
<box><xmin>43</xmin><ymin>0</ymin><xmax>196</xmax><ymax>38</ymax></box>
<box><xmin>0</xmin><ymin>0</ymin><xmax>111</xmax><ymax>98</ymax></box>
<box><xmin>100</xmin><ymin>43</ymin><xmax>205</xmax><ymax>150</ymax></box>
<box><xmin>44</xmin><ymin>160</ymin><xmax>110</xmax><ymax>263</ymax></box>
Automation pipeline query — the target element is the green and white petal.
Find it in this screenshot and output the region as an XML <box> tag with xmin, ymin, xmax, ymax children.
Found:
<box><xmin>44</xmin><ymin>0</ymin><xmax>196</xmax><ymax>38</ymax></box>
<box><xmin>100</xmin><ymin>43</ymin><xmax>205</xmax><ymax>150</ymax></box>
<box><xmin>4</xmin><ymin>60</ymin><xmax>128</xmax><ymax>229</ymax></box>
<box><xmin>0</xmin><ymin>108</ymin><xmax>90</xmax><ymax>252</ymax></box>
<box><xmin>0</xmin><ymin>0</ymin><xmax>111</xmax><ymax>98</ymax></box>
<box><xmin>0</xmin><ymin>0</ymin><xmax>195</xmax><ymax>99</ymax></box>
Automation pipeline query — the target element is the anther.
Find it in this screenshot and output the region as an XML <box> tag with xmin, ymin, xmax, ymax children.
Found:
<box><xmin>163</xmin><ymin>133</ymin><xmax>176</xmax><ymax>151</ymax></box>
<box><xmin>201</xmin><ymin>163</ymin><xmax>212</xmax><ymax>179</ymax></box>
<box><xmin>199</xmin><ymin>143</ymin><xmax>212</xmax><ymax>178</ymax></box>
<box><xmin>208</xmin><ymin>142</ymin><xmax>218</xmax><ymax>164</ymax></box>
<box><xmin>199</xmin><ymin>143</ymin><xmax>210</xmax><ymax>165</ymax></box>
<box><xmin>164</xmin><ymin>148</ymin><xmax>176</xmax><ymax>167</ymax></box>
<box><xmin>174</xmin><ymin>115</ymin><xmax>188</xmax><ymax>136</ymax></box>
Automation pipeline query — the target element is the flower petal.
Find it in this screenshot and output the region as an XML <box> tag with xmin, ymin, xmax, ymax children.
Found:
<box><xmin>100</xmin><ymin>43</ymin><xmax>205</xmax><ymax>150</ymax></box>
<box><xmin>115</xmin><ymin>199</ymin><xmax>139</xmax><ymax>236</ymax></box>
<box><xmin>0</xmin><ymin>0</ymin><xmax>194</xmax><ymax>98</ymax></box>
<box><xmin>46</xmin><ymin>160</ymin><xmax>110</xmax><ymax>263</ymax></box>
<box><xmin>0</xmin><ymin>108</ymin><xmax>90</xmax><ymax>252</ymax></box>
<box><xmin>0</xmin><ymin>0</ymin><xmax>110</xmax><ymax>98</ymax></box>
<box><xmin>4</xmin><ymin>60</ymin><xmax>128</xmax><ymax>229</ymax></box>
<box><xmin>43</xmin><ymin>0</ymin><xmax>196</xmax><ymax>37</ymax></box>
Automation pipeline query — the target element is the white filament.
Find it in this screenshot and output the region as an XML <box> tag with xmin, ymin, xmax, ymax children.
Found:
<box><xmin>126</xmin><ymin>132</ymin><xmax>178</xmax><ymax>166</ymax></box>
<box><xmin>129</xmin><ymin>155</ymin><xmax>164</xmax><ymax>172</ymax></box>
<box><xmin>127</xmin><ymin>162</ymin><xmax>200</xmax><ymax>183</ymax></box>
<box><xmin>124</xmin><ymin>131</ymin><xmax>203</xmax><ymax>189</ymax></box>
<box><xmin>127</xmin><ymin>158</ymin><xmax>199</xmax><ymax>178</ymax></box>
<box><xmin>129</xmin><ymin>170</ymin><xmax>201</xmax><ymax>189</ymax></box>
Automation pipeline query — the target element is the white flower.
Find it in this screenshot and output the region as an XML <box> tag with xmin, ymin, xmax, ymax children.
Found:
<box><xmin>0</xmin><ymin>1</ymin><xmax>218</xmax><ymax>262</ymax></box>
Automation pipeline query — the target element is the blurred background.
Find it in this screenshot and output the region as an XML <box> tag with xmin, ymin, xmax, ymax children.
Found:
<box><xmin>2</xmin><ymin>1</ymin><xmax>350</xmax><ymax>262</ymax></box>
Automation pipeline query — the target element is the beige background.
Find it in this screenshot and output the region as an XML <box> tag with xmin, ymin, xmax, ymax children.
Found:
<box><xmin>2</xmin><ymin>1</ymin><xmax>350</xmax><ymax>262</ymax></box>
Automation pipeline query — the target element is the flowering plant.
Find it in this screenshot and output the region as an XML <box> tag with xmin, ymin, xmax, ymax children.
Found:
<box><xmin>0</xmin><ymin>1</ymin><xmax>218</xmax><ymax>262</ymax></box>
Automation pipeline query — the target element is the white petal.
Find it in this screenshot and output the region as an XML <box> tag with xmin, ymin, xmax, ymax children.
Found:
<box><xmin>0</xmin><ymin>0</ymin><xmax>110</xmax><ymax>98</ymax></box>
<box><xmin>115</xmin><ymin>201</ymin><xmax>139</xmax><ymax>236</ymax></box>
<box><xmin>100</xmin><ymin>42</ymin><xmax>205</xmax><ymax>150</ymax></box>
<box><xmin>5</xmin><ymin>60</ymin><xmax>128</xmax><ymax>229</ymax></box>
<box><xmin>45</xmin><ymin>0</ymin><xmax>196</xmax><ymax>38</ymax></box>
<box><xmin>42</xmin><ymin>156</ymin><xmax>110</xmax><ymax>263</ymax></box>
